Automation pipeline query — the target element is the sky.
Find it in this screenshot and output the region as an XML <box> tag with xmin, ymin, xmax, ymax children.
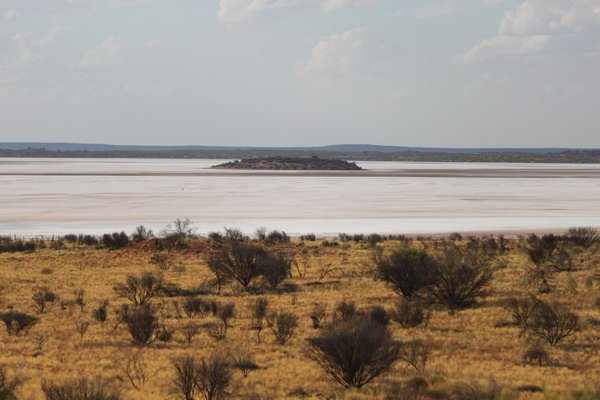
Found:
<box><xmin>0</xmin><ymin>0</ymin><xmax>599</xmax><ymax>148</ymax></box>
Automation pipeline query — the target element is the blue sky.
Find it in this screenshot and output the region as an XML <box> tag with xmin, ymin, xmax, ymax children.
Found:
<box><xmin>0</xmin><ymin>0</ymin><xmax>599</xmax><ymax>147</ymax></box>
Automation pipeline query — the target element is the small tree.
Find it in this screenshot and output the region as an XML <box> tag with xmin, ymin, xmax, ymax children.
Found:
<box><xmin>209</xmin><ymin>241</ymin><xmax>266</xmax><ymax>288</ymax></box>
<box><xmin>393</xmin><ymin>299</ymin><xmax>430</xmax><ymax>329</ymax></box>
<box><xmin>426</xmin><ymin>247</ymin><xmax>493</xmax><ymax>310</ymax></box>
<box><xmin>172</xmin><ymin>357</ymin><xmax>197</xmax><ymax>400</ymax></box>
<box><xmin>528</xmin><ymin>299</ymin><xmax>579</xmax><ymax>346</ymax></box>
<box><xmin>120</xmin><ymin>304</ymin><xmax>158</xmax><ymax>346</ymax></box>
<box><xmin>307</xmin><ymin>315</ymin><xmax>402</xmax><ymax>389</ymax></box>
<box><xmin>268</xmin><ymin>312</ymin><xmax>298</xmax><ymax>345</ymax></box>
<box><xmin>0</xmin><ymin>311</ymin><xmax>38</xmax><ymax>336</ymax></box>
<box><xmin>567</xmin><ymin>227</ymin><xmax>598</xmax><ymax>248</ymax></box>
<box><xmin>161</xmin><ymin>218</ymin><xmax>196</xmax><ymax>247</ymax></box>
<box><xmin>374</xmin><ymin>248</ymin><xmax>434</xmax><ymax>298</ymax></box>
<box><xmin>250</xmin><ymin>298</ymin><xmax>269</xmax><ymax>343</ymax></box>
<box><xmin>33</xmin><ymin>288</ymin><xmax>58</xmax><ymax>314</ymax></box>
<box><xmin>259</xmin><ymin>252</ymin><xmax>292</xmax><ymax>289</ymax></box>
<box><xmin>113</xmin><ymin>272</ymin><xmax>163</xmax><ymax>305</ymax></box>
<box><xmin>195</xmin><ymin>354</ymin><xmax>233</xmax><ymax>400</ymax></box>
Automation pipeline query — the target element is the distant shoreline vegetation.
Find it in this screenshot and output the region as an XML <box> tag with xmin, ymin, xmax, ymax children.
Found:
<box><xmin>211</xmin><ymin>157</ymin><xmax>362</xmax><ymax>171</ymax></box>
<box><xmin>1</xmin><ymin>147</ymin><xmax>600</xmax><ymax>163</ymax></box>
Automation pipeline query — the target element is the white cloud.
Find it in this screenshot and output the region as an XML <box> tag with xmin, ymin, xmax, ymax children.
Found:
<box><xmin>218</xmin><ymin>0</ymin><xmax>375</xmax><ymax>27</ymax></box>
<box><xmin>4</xmin><ymin>26</ymin><xmax>64</xmax><ymax>69</ymax></box>
<box><xmin>79</xmin><ymin>36</ymin><xmax>123</xmax><ymax>70</ymax></box>
<box><xmin>456</xmin><ymin>0</ymin><xmax>600</xmax><ymax>62</ymax></box>
<box><xmin>3</xmin><ymin>9</ymin><xmax>21</xmax><ymax>19</ymax></box>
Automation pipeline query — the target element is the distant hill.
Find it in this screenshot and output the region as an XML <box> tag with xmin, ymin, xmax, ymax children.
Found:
<box><xmin>0</xmin><ymin>142</ymin><xmax>579</xmax><ymax>154</ymax></box>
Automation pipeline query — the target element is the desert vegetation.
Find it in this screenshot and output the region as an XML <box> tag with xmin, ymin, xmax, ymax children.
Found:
<box><xmin>0</xmin><ymin>224</ymin><xmax>599</xmax><ymax>399</ymax></box>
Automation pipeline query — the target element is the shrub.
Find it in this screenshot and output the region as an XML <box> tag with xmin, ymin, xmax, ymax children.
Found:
<box><xmin>374</xmin><ymin>248</ymin><xmax>434</xmax><ymax>298</ymax></box>
<box><xmin>333</xmin><ymin>300</ymin><xmax>357</xmax><ymax>321</ymax></box>
<box><xmin>258</xmin><ymin>252</ymin><xmax>292</xmax><ymax>288</ymax></box>
<box><xmin>161</xmin><ymin>218</ymin><xmax>196</xmax><ymax>247</ymax></box>
<box><xmin>209</xmin><ymin>241</ymin><xmax>266</xmax><ymax>288</ymax></box>
<box><xmin>265</xmin><ymin>230</ymin><xmax>290</xmax><ymax>243</ymax></box>
<box><xmin>268</xmin><ymin>311</ymin><xmax>298</xmax><ymax>345</ymax></box>
<box><xmin>300</xmin><ymin>233</ymin><xmax>316</xmax><ymax>241</ymax></box>
<box><xmin>0</xmin><ymin>311</ymin><xmax>38</xmax><ymax>335</ymax></box>
<box><xmin>172</xmin><ymin>357</ymin><xmax>197</xmax><ymax>400</ymax></box>
<box><xmin>101</xmin><ymin>232</ymin><xmax>130</xmax><ymax>250</ymax></box>
<box><xmin>182</xmin><ymin>322</ymin><xmax>201</xmax><ymax>344</ymax></box>
<box><xmin>92</xmin><ymin>301</ymin><xmax>109</xmax><ymax>323</ymax></box>
<box><xmin>367</xmin><ymin>305</ymin><xmax>391</xmax><ymax>326</ymax></box>
<box><xmin>149</xmin><ymin>252</ymin><xmax>173</xmax><ymax>271</ymax></box>
<box><xmin>41</xmin><ymin>378</ymin><xmax>122</xmax><ymax>400</ymax></box>
<box><xmin>503</xmin><ymin>297</ymin><xmax>534</xmax><ymax>327</ymax></box>
<box><xmin>182</xmin><ymin>296</ymin><xmax>205</xmax><ymax>318</ymax></box>
<box><xmin>131</xmin><ymin>225</ymin><xmax>153</xmax><ymax>243</ymax></box>
<box><xmin>426</xmin><ymin>247</ymin><xmax>493</xmax><ymax>310</ymax></box>
<box><xmin>393</xmin><ymin>299</ymin><xmax>430</xmax><ymax>329</ymax></box>
<box><xmin>113</xmin><ymin>272</ymin><xmax>163</xmax><ymax>305</ymax></box>
<box><xmin>119</xmin><ymin>304</ymin><xmax>158</xmax><ymax>346</ymax></box>
<box><xmin>310</xmin><ymin>303</ymin><xmax>327</xmax><ymax>329</ymax></box>
<box><xmin>33</xmin><ymin>288</ymin><xmax>58</xmax><ymax>313</ymax></box>
<box><xmin>250</xmin><ymin>298</ymin><xmax>269</xmax><ymax>343</ymax></box>
<box><xmin>567</xmin><ymin>227</ymin><xmax>598</xmax><ymax>248</ymax></box>
<box><xmin>0</xmin><ymin>366</ymin><xmax>20</xmax><ymax>400</ymax></box>
<box><xmin>399</xmin><ymin>339</ymin><xmax>431</xmax><ymax>373</ymax></box>
<box><xmin>230</xmin><ymin>350</ymin><xmax>259</xmax><ymax>377</ymax></box>
<box><xmin>196</xmin><ymin>354</ymin><xmax>233</xmax><ymax>400</ymax></box>
<box><xmin>523</xmin><ymin>345</ymin><xmax>550</xmax><ymax>365</ymax></box>
<box><xmin>528</xmin><ymin>299</ymin><xmax>579</xmax><ymax>346</ymax></box>
<box><xmin>306</xmin><ymin>315</ymin><xmax>402</xmax><ymax>388</ymax></box>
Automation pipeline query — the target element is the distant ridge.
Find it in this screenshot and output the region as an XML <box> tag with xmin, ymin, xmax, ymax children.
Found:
<box><xmin>0</xmin><ymin>142</ymin><xmax>584</xmax><ymax>154</ymax></box>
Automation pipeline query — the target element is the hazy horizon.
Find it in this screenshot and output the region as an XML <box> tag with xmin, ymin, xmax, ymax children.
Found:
<box><xmin>1</xmin><ymin>1</ymin><xmax>599</xmax><ymax>148</ymax></box>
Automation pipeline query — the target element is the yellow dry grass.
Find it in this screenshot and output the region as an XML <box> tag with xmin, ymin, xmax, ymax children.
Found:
<box><xmin>0</xmin><ymin>238</ymin><xmax>599</xmax><ymax>400</ymax></box>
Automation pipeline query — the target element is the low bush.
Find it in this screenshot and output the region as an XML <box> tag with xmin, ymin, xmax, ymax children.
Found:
<box><xmin>374</xmin><ymin>248</ymin><xmax>434</xmax><ymax>299</ymax></box>
<box><xmin>268</xmin><ymin>311</ymin><xmax>298</xmax><ymax>345</ymax></box>
<box><xmin>394</xmin><ymin>299</ymin><xmax>430</xmax><ymax>329</ymax></box>
<box><xmin>113</xmin><ymin>272</ymin><xmax>163</xmax><ymax>305</ymax></box>
<box><xmin>119</xmin><ymin>304</ymin><xmax>158</xmax><ymax>346</ymax></box>
<box><xmin>101</xmin><ymin>232</ymin><xmax>130</xmax><ymax>250</ymax></box>
<box><xmin>33</xmin><ymin>288</ymin><xmax>58</xmax><ymax>313</ymax></box>
<box><xmin>41</xmin><ymin>378</ymin><xmax>122</xmax><ymax>400</ymax></box>
<box><xmin>567</xmin><ymin>227</ymin><xmax>598</xmax><ymax>248</ymax></box>
<box><xmin>0</xmin><ymin>311</ymin><xmax>38</xmax><ymax>335</ymax></box>
<box><xmin>528</xmin><ymin>299</ymin><xmax>579</xmax><ymax>346</ymax></box>
<box><xmin>306</xmin><ymin>315</ymin><xmax>402</xmax><ymax>388</ymax></box>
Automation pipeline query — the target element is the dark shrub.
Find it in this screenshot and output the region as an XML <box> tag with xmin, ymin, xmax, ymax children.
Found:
<box><xmin>113</xmin><ymin>272</ymin><xmax>163</xmax><ymax>305</ymax></box>
<box><xmin>399</xmin><ymin>339</ymin><xmax>431</xmax><ymax>373</ymax></box>
<box><xmin>182</xmin><ymin>296</ymin><xmax>205</xmax><ymax>318</ymax></box>
<box><xmin>300</xmin><ymin>233</ymin><xmax>316</xmax><ymax>241</ymax></box>
<box><xmin>196</xmin><ymin>354</ymin><xmax>233</xmax><ymax>400</ymax></box>
<box><xmin>250</xmin><ymin>298</ymin><xmax>269</xmax><ymax>343</ymax></box>
<box><xmin>528</xmin><ymin>299</ymin><xmax>579</xmax><ymax>346</ymax></box>
<box><xmin>265</xmin><ymin>230</ymin><xmax>290</xmax><ymax>243</ymax></box>
<box><xmin>78</xmin><ymin>235</ymin><xmax>98</xmax><ymax>246</ymax></box>
<box><xmin>92</xmin><ymin>300</ymin><xmax>109</xmax><ymax>323</ymax></box>
<box><xmin>183</xmin><ymin>322</ymin><xmax>201</xmax><ymax>344</ymax></box>
<box><xmin>149</xmin><ymin>252</ymin><xmax>173</xmax><ymax>271</ymax></box>
<box><xmin>120</xmin><ymin>304</ymin><xmax>158</xmax><ymax>346</ymax></box>
<box><xmin>0</xmin><ymin>311</ymin><xmax>38</xmax><ymax>335</ymax></box>
<box><xmin>172</xmin><ymin>356</ymin><xmax>197</xmax><ymax>400</ymax></box>
<box><xmin>131</xmin><ymin>225</ymin><xmax>153</xmax><ymax>243</ymax></box>
<box><xmin>230</xmin><ymin>350</ymin><xmax>259</xmax><ymax>377</ymax></box>
<box><xmin>310</xmin><ymin>303</ymin><xmax>327</xmax><ymax>329</ymax></box>
<box><xmin>367</xmin><ymin>305</ymin><xmax>391</xmax><ymax>326</ymax></box>
<box><xmin>334</xmin><ymin>300</ymin><xmax>357</xmax><ymax>321</ymax></box>
<box><xmin>161</xmin><ymin>218</ymin><xmax>196</xmax><ymax>247</ymax></box>
<box><xmin>523</xmin><ymin>345</ymin><xmax>550</xmax><ymax>365</ymax></box>
<box><xmin>393</xmin><ymin>299</ymin><xmax>429</xmax><ymax>329</ymax></box>
<box><xmin>33</xmin><ymin>288</ymin><xmax>58</xmax><ymax>313</ymax></box>
<box><xmin>374</xmin><ymin>248</ymin><xmax>434</xmax><ymax>298</ymax></box>
<box><xmin>209</xmin><ymin>241</ymin><xmax>266</xmax><ymax>288</ymax></box>
<box><xmin>268</xmin><ymin>311</ymin><xmax>298</xmax><ymax>345</ymax></box>
<box><xmin>259</xmin><ymin>252</ymin><xmax>292</xmax><ymax>288</ymax></box>
<box><xmin>41</xmin><ymin>378</ymin><xmax>122</xmax><ymax>400</ymax></box>
<box><xmin>503</xmin><ymin>297</ymin><xmax>534</xmax><ymax>327</ymax></box>
<box><xmin>306</xmin><ymin>315</ymin><xmax>402</xmax><ymax>388</ymax></box>
<box><xmin>568</xmin><ymin>227</ymin><xmax>598</xmax><ymax>248</ymax></box>
<box><xmin>101</xmin><ymin>232</ymin><xmax>130</xmax><ymax>250</ymax></box>
<box><xmin>426</xmin><ymin>247</ymin><xmax>493</xmax><ymax>310</ymax></box>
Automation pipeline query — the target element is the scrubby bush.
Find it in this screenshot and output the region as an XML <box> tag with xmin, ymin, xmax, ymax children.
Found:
<box><xmin>0</xmin><ymin>366</ymin><xmax>20</xmax><ymax>400</ymax></box>
<box><xmin>310</xmin><ymin>303</ymin><xmax>327</xmax><ymax>329</ymax></box>
<box><xmin>568</xmin><ymin>227</ymin><xmax>598</xmax><ymax>248</ymax></box>
<box><xmin>230</xmin><ymin>350</ymin><xmax>259</xmax><ymax>377</ymax></box>
<box><xmin>306</xmin><ymin>315</ymin><xmax>402</xmax><ymax>388</ymax></box>
<box><xmin>300</xmin><ymin>233</ymin><xmax>316</xmax><ymax>241</ymax></box>
<box><xmin>333</xmin><ymin>300</ymin><xmax>357</xmax><ymax>321</ymax></box>
<box><xmin>367</xmin><ymin>305</ymin><xmax>391</xmax><ymax>326</ymax></box>
<box><xmin>523</xmin><ymin>345</ymin><xmax>550</xmax><ymax>365</ymax></box>
<box><xmin>33</xmin><ymin>288</ymin><xmax>58</xmax><ymax>313</ymax></box>
<box><xmin>374</xmin><ymin>248</ymin><xmax>434</xmax><ymax>298</ymax></box>
<box><xmin>250</xmin><ymin>298</ymin><xmax>269</xmax><ymax>343</ymax></box>
<box><xmin>504</xmin><ymin>297</ymin><xmax>534</xmax><ymax>327</ymax></box>
<box><xmin>131</xmin><ymin>225</ymin><xmax>153</xmax><ymax>243</ymax></box>
<box><xmin>149</xmin><ymin>252</ymin><xmax>173</xmax><ymax>271</ymax></box>
<box><xmin>161</xmin><ymin>218</ymin><xmax>196</xmax><ymax>247</ymax></box>
<box><xmin>393</xmin><ymin>299</ymin><xmax>430</xmax><ymax>329</ymax></box>
<box><xmin>528</xmin><ymin>299</ymin><xmax>579</xmax><ymax>346</ymax></box>
<box><xmin>0</xmin><ymin>237</ymin><xmax>37</xmax><ymax>253</ymax></box>
<box><xmin>258</xmin><ymin>252</ymin><xmax>292</xmax><ymax>289</ymax></box>
<box><xmin>101</xmin><ymin>232</ymin><xmax>130</xmax><ymax>250</ymax></box>
<box><xmin>119</xmin><ymin>304</ymin><xmax>158</xmax><ymax>346</ymax></box>
<box><xmin>172</xmin><ymin>354</ymin><xmax>232</xmax><ymax>400</ymax></box>
<box><xmin>41</xmin><ymin>378</ymin><xmax>122</xmax><ymax>400</ymax></box>
<box><xmin>113</xmin><ymin>272</ymin><xmax>163</xmax><ymax>305</ymax></box>
<box><xmin>182</xmin><ymin>296</ymin><xmax>205</xmax><ymax>318</ymax></box>
<box><xmin>0</xmin><ymin>311</ymin><xmax>38</xmax><ymax>335</ymax></box>
<box><xmin>399</xmin><ymin>339</ymin><xmax>432</xmax><ymax>373</ymax></box>
<box><xmin>426</xmin><ymin>247</ymin><xmax>493</xmax><ymax>310</ymax></box>
<box><xmin>92</xmin><ymin>300</ymin><xmax>109</xmax><ymax>323</ymax></box>
<box><xmin>268</xmin><ymin>311</ymin><xmax>298</xmax><ymax>345</ymax></box>
<box><xmin>208</xmin><ymin>241</ymin><xmax>266</xmax><ymax>288</ymax></box>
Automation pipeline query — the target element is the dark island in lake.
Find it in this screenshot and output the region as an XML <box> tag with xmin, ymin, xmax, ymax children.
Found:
<box><xmin>211</xmin><ymin>157</ymin><xmax>363</xmax><ymax>170</ymax></box>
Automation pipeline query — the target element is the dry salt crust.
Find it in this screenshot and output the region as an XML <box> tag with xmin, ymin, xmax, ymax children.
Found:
<box><xmin>1</xmin><ymin>158</ymin><xmax>600</xmax><ymax>237</ymax></box>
